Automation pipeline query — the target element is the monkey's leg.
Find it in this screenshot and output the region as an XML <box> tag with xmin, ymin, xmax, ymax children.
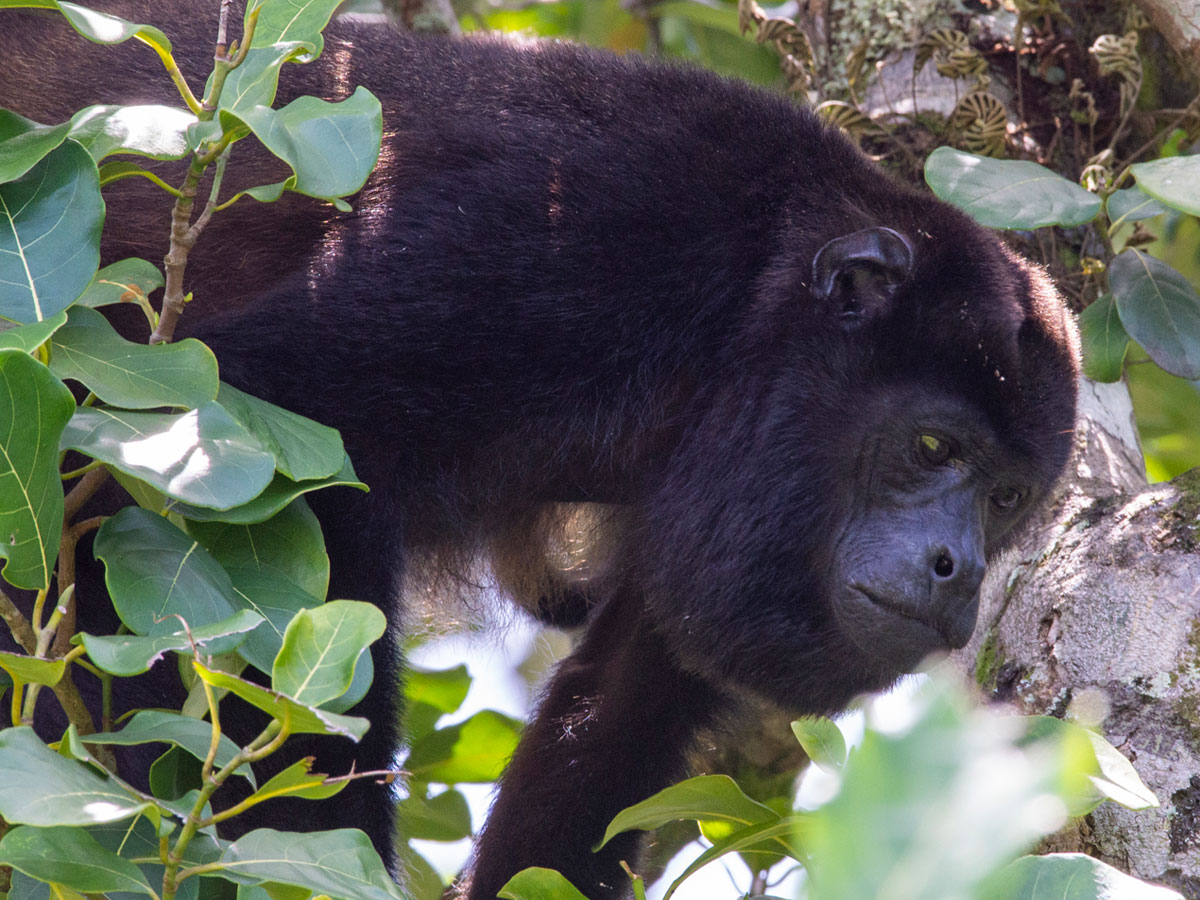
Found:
<box><xmin>463</xmin><ymin>585</ymin><xmax>721</xmax><ymax>899</ymax></box>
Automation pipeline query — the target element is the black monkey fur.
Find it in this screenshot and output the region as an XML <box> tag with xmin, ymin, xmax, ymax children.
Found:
<box><xmin>0</xmin><ymin>6</ymin><xmax>1080</xmax><ymax>898</ymax></box>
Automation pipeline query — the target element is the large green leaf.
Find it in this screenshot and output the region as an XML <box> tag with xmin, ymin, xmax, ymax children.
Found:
<box><xmin>598</xmin><ymin>775</ymin><xmax>777</xmax><ymax>850</ymax></box>
<box><xmin>193</xmin><ymin>661</ymin><xmax>370</xmax><ymax>740</ymax></box>
<box><xmin>0</xmin><ymin>825</ymin><xmax>153</xmax><ymax>896</ymax></box>
<box><xmin>50</xmin><ymin>306</ymin><xmax>218</xmax><ymax>408</ymax></box>
<box><xmin>226</xmin><ymin>568</ymin><xmax>322</xmax><ymax>673</ymax></box>
<box><xmin>205</xmin><ymin>43</ymin><xmax>314</xmax><ymax>116</ymax></box>
<box><xmin>170</xmin><ymin>456</ymin><xmax>366</xmax><ymax>524</ymax></box>
<box><xmin>979</xmin><ymin>853</ymin><xmax>1184</xmax><ymax>900</ymax></box>
<box><xmin>1110</xmin><ymin>249</ymin><xmax>1200</xmax><ymax>379</ymax></box>
<box><xmin>93</xmin><ymin>507</ymin><xmax>241</xmax><ymax>635</ymax></box>
<box><xmin>0</xmin><ymin>350</ymin><xmax>74</xmax><ymax>590</ymax></box>
<box><xmin>220</xmin><ymin>88</ymin><xmax>382</xmax><ymax>202</ymax></box>
<box><xmin>216</xmin><ymin>828</ymin><xmax>403</xmax><ymax>899</ymax></box>
<box><xmin>1131</xmin><ymin>155</ymin><xmax>1200</xmax><ymax>217</ymax></box>
<box><xmin>241</xmin><ymin>757</ymin><xmax>346</xmax><ymax>807</ymax></box>
<box><xmin>76</xmin><ymin>609</ymin><xmax>262</xmax><ymax>675</ymax></box>
<box><xmin>1078</xmin><ymin>293</ymin><xmax>1130</xmax><ymax>383</ymax></box>
<box><xmin>67</xmin><ymin>103</ymin><xmax>194</xmax><ymax>162</ymax></box>
<box><xmin>0</xmin><ymin>310</ymin><xmax>68</xmax><ymax>352</ymax></box>
<box><xmin>662</xmin><ymin>817</ymin><xmax>805</xmax><ymax>900</ymax></box>
<box><xmin>0</xmin><ymin>109</ymin><xmax>72</xmax><ymax>183</ymax></box>
<box><xmin>188</xmin><ymin>497</ymin><xmax>329</xmax><ymax>599</ymax></box>
<box><xmin>0</xmin><ymin>139</ymin><xmax>102</xmax><ymax>323</ymax></box>
<box><xmin>405</xmin><ymin>710</ymin><xmax>523</xmax><ymax>784</ymax></box>
<box><xmin>249</xmin><ymin>0</ymin><xmax>343</xmax><ymax>53</ymax></box>
<box><xmin>61</xmin><ymin>402</ymin><xmax>276</xmax><ymax>509</ymax></box>
<box><xmin>217</xmin><ymin>382</ymin><xmax>346</xmax><ymax>481</ymax></box>
<box><xmin>0</xmin><ymin>1</ymin><xmax>173</xmax><ymax>56</ymax></box>
<box><xmin>0</xmin><ymin>727</ymin><xmax>155</xmax><ymax>826</ymax></box>
<box><xmin>85</xmin><ymin>710</ymin><xmax>255</xmax><ymax>785</ymax></box>
<box><xmin>924</xmin><ymin>147</ymin><xmax>1101</xmax><ymax>229</ymax></box>
<box><xmin>272</xmin><ymin>600</ymin><xmax>386</xmax><ymax>707</ymax></box>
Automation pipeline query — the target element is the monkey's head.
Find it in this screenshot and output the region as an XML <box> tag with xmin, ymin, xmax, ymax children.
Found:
<box><xmin>636</xmin><ymin>218</ymin><xmax>1079</xmax><ymax>713</ymax></box>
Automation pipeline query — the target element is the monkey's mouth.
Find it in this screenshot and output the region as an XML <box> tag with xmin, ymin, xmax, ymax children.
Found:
<box><xmin>840</xmin><ymin>586</ymin><xmax>956</xmax><ymax>668</ymax></box>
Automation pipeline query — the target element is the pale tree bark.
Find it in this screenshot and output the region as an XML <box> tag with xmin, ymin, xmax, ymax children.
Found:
<box><xmin>1135</xmin><ymin>1</ymin><xmax>1200</xmax><ymax>73</ymax></box>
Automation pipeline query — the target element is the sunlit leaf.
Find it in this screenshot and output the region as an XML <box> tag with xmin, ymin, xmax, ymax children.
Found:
<box><xmin>61</xmin><ymin>402</ymin><xmax>275</xmax><ymax>509</ymax></box>
<box><xmin>405</xmin><ymin>709</ymin><xmax>522</xmax><ymax>784</ymax></box>
<box><xmin>925</xmin><ymin>147</ymin><xmax>1101</xmax><ymax>229</ymax></box>
<box><xmin>272</xmin><ymin>600</ymin><xmax>386</xmax><ymax>707</ymax></box>
<box><xmin>599</xmin><ymin>775</ymin><xmax>777</xmax><ymax>850</ymax></box>
<box><xmin>979</xmin><ymin>853</ymin><xmax>1183</xmax><ymax>900</ymax></box>
<box><xmin>498</xmin><ymin>868</ymin><xmax>590</xmax><ymax>900</ymax></box>
<box><xmin>0</xmin><ymin>651</ymin><xmax>65</xmax><ymax>686</ymax></box>
<box><xmin>0</xmin><ymin>727</ymin><xmax>155</xmax><ymax>826</ymax></box>
<box><xmin>75</xmin><ymin>257</ymin><xmax>163</xmax><ymax>309</ymax></box>
<box><xmin>791</xmin><ymin>716</ymin><xmax>847</xmax><ymax>773</ymax></box>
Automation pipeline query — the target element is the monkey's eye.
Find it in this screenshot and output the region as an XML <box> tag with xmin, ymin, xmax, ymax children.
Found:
<box><xmin>917</xmin><ymin>433</ymin><xmax>952</xmax><ymax>466</ymax></box>
<box><xmin>990</xmin><ymin>486</ymin><xmax>1024</xmax><ymax>512</ymax></box>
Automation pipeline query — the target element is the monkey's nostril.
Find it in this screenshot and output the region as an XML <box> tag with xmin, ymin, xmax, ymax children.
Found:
<box><xmin>933</xmin><ymin>553</ymin><xmax>954</xmax><ymax>578</ymax></box>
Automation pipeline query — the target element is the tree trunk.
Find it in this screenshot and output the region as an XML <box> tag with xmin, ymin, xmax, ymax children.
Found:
<box><xmin>954</xmin><ymin>379</ymin><xmax>1200</xmax><ymax>898</ymax></box>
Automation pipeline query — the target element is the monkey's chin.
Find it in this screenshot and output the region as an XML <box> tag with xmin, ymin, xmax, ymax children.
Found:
<box><xmin>834</xmin><ymin>587</ymin><xmax>956</xmax><ymax>674</ymax></box>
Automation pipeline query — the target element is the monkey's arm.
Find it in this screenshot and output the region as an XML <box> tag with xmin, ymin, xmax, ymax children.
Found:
<box><xmin>463</xmin><ymin>586</ymin><xmax>721</xmax><ymax>899</ymax></box>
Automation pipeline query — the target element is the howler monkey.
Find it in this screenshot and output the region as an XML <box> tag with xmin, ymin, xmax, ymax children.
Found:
<box><xmin>0</xmin><ymin>4</ymin><xmax>1080</xmax><ymax>898</ymax></box>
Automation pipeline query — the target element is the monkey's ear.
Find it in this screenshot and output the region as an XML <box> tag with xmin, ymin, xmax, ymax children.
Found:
<box><xmin>812</xmin><ymin>226</ymin><xmax>914</xmax><ymax>323</ymax></box>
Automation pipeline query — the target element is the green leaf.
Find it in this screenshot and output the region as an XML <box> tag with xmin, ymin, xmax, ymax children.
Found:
<box><xmin>193</xmin><ymin>660</ymin><xmax>370</xmax><ymax>740</ymax></box>
<box><xmin>93</xmin><ymin>507</ymin><xmax>241</xmax><ymax>635</ymax></box>
<box><xmin>598</xmin><ymin>775</ymin><xmax>777</xmax><ymax>850</ymax></box>
<box><xmin>405</xmin><ymin>709</ymin><xmax>522</xmax><ymax>784</ymax></box>
<box><xmin>403</xmin><ymin>664</ymin><xmax>472</xmax><ymax>743</ymax></box>
<box><xmin>76</xmin><ymin>257</ymin><xmax>163</xmax><ymax>309</ymax></box>
<box><xmin>0</xmin><ymin>350</ymin><xmax>75</xmax><ymax>590</ymax></box>
<box><xmin>1021</xmin><ymin>716</ymin><xmax>1159</xmax><ymax>812</ymax></box>
<box><xmin>67</xmin><ymin>104</ymin><xmax>194</xmax><ymax>162</ymax></box>
<box><xmin>924</xmin><ymin>147</ymin><xmax>1101</xmax><ymax>229</ymax></box>
<box><xmin>0</xmin><ymin>109</ymin><xmax>71</xmax><ymax>183</ymax></box>
<box><xmin>61</xmin><ymin>402</ymin><xmax>276</xmax><ymax>509</ymax></box>
<box><xmin>0</xmin><ymin>139</ymin><xmax>102</xmax><ymax>323</ymax></box>
<box><xmin>0</xmin><ymin>825</ymin><xmax>153</xmax><ymax>896</ymax></box>
<box><xmin>1131</xmin><ymin>155</ymin><xmax>1200</xmax><ymax>217</ymax></box>
<box><xmin>791</xmin><ymin>716</ymin><xmax>847</xmax><ymax>773</ymax></box>
<box><xmin>84</xmin><ymin>709</ymin><xmax>256</xmax><ymax>786</ymax></box>
<box><xmin>217</xmin><ymin>828</ymin><xmax>403</xmax><ymax>899</ymax></box>
<box><xmin>1106</xmin><ymin>186</ymin><xmax>1168</xmax><ymax>227</ymax></box>
<box><xmin>0</xmin><ymin>727</ymin><xmax>155</xmax><ymax>826</ymax></box>
<box><xmin>396</xmin><ymin>788</ymin><xmax>472</xmax><ymax>841</ymax></box>
<box><xmin>0</xmin><ymin>1</ymin><xmax>173</xmax><ymax>55</ymax></box>
<box><xmin>0</xmin><ymin>310</ymin><xmax>67</xmax><ymax>352</ymax></box>
<box><xmin>221</xmin><ymin>88</ymin><xmax>382</xmax><ymax>201</ymax></box>
<box><xmin>217</xmin><ymin>382</ymin><xmax>347</xmax><ymax>481</ymax></box>
<box><xmin>396</xmin><ymin>844</ymin><xmax>447</xmax><ymax>900</ymax></box>
<box><xmin>498</xmin><ymin>868</ymin><xmax>591</xmax><ymax>900</ymax></box>
<box><xmin>49</xmin><ymin>306</ymin><xmax>218</xmax><ymax>408</ymax></box>
<box><xmin>169</xmin><ymin>456</ymin><xmax>366</xmax><ymax>524</ymax></box>
<box><xmin>663</xmin><ymin>818</ymin><xmax>805</xmax><ymax>900</ymax></box>
<box><xmin>1079</xmin><ymin>293</ymin><xmax>1130</xmax><ymax>382</ymax></box>
<box><xmin>241</xmin><ymin>757</ymin><xmax>346</xmax><ymax>807</ymax></box>
<box><xmin>189</xmin><ymin>497</ymin><xmax>329</xmax><ymax>599</ymax></box>
<box><xmin>979</xmin><ymin>853</ymin><xmax>1184</xmax><ymax>900</ymax></box>
<box><xmin>227</xmin><ymin>568</ymin><xmax>323</xmax><ymax>673</ymax></box>
<box><xmin>207</xmin><ymin>44</ymin><xmax>314</xmax><ymax>116</ymax></box>
<box><xmin>272</xmin><ymin>600</ymin><xmax>386</xmax><ymax>706</ymax></box>
<box><xmin>0</xmin><ymin>651</ymin><xmax>65</xmax><ymax>686</ymax></box>
<box><xmin>1110</xmin><ymin>249</ymin><xmax>1200</xmax><ymax>379</ymax></box>
<box><xmin>249</xmin><ymin>0</ymin><xmax>343</xmax><ymax>53</ymax></box>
